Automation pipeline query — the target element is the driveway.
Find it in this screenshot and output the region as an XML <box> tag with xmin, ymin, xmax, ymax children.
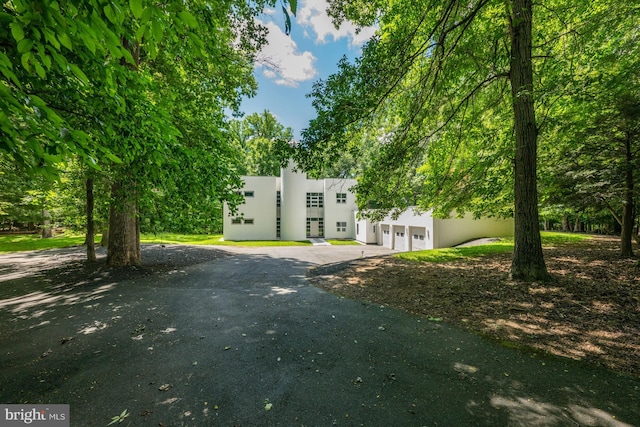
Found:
<box><xmin>1</xmin><ymin>245</ymin><xmax>639</xmax><ymax>426</ymax></box>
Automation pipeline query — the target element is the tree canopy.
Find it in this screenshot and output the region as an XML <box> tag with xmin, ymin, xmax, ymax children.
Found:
<box><xmin>296</xmin><ymin>0</ymin><xmax>639</xmax><ymax>277</ymax></box>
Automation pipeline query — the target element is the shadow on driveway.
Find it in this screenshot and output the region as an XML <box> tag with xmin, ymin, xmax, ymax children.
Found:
<box><xmin>0</xmin><ymin>245</ymin><xmax>639</xmax><ymax>426</ymax></box>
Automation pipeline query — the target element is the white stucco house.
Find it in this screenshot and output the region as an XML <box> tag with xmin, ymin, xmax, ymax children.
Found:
<box><xmin>223</xmin><ymin>162</ymin><xmax>357</xmax><ymax>241</ymax></box>
<box><xmin>223</xmin><ymin>162</ymin><xmax>514</xmax><ymax>250</ymax></box>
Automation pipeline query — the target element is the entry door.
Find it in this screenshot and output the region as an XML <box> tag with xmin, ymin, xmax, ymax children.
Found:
<box><xmin>309</xmin><ymin>219</ymin><xmax>320</xmax><ymax>237</ymax></box>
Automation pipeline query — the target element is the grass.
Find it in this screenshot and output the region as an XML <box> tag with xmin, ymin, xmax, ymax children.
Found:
<box><xmin>0</xmin><ymin>232</ymin><xmax>89</xmax><ymax>253</ymax></box>
<box><xmin>0</xmin><ymin>230</ymin><xmax>594</xmax><ymax>254</ymax></box>
<box><xmin>141</xmin><ymin>233</ymin><xmax>312</xmax><ymax>246</ymax></box>
<box><xmin>395</xmin><ymin>231</ymin><xmax>593</xmax><ymax>263</ymax></box>
<box><xmin>0</xmin><ymin>232</ymin><xmax>313</xmax><ymax>253</ymax></box>
<box><xmin>326</xmin><ymin>239</ymin><xmax>361</xmax><ymax>246</ymax></box>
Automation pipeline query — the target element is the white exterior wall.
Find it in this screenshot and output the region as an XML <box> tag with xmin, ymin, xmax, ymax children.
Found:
<box><xmin>324</xmin><ymin>178</ymin><xmax>357</xmax><ymax>239</ymax></box>
<box><xmin>364</xmin><ymin>208</ymin><xmax>512</xmax><ymax>251</ymax></box>
<box><xmin>223</xmin><ymin>176</ymin><xmax>278</xmax><ymax>241</ymax></box>
<box><xmin>280</xmin><ymin>161</ymin><xmax>307</xmax><ymax>241</ymax></box>
<box><xmin>433</xmin><ymin>213</ymin><xmax>514</xmax><ymax>248</ymax></box>
<box><xmin>355</xmin><ymin>217</ymin><xmax>378</xmax><ymax>244</ymax></box>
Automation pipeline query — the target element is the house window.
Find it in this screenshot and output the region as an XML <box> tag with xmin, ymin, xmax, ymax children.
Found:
<box><xmin>231</xmin><ymin>218</ymin><xmax>242</xmax><ymax>224</ymax></box>
<box><xmin>413</xmin><ymin>234</ymin><xmax>419</xmax><ymax>239</ymax></box>
<box><xmin>306</xmin><ymin>192</ymin><xmax>324</xmax><ymax>208</ymax></box>
<box><xmin>356</xmin><ymin>223</ymin><xmax>360</xmax><ymax>234</ymax></box>
<box><xmin>244</xmin><ymin>191</ymin><xmax>254</xmax><ymax>197</ymax></box>
<box><xmin>336</xmin><ymin>193</ymin><xmax>347</xmax><ymax>204</ymax></box>
<box><xmin>244</xmin><ymin>218</ymin><xmax>254</xmax><ymax>225</ymax></box>
<box><xmin>419</xmin><ymin>235</ymin><xmax>424</xmax><ymax>240</ymax></box>
<box><xmin>373</xmin><ymin>226</ymin><xmax>376</xmax><ymax>233</ymax></box>
<box><xmin>276</xmin><ymin>191</ymin><xmax>281</xmax><ymax>208</ymax></box>
<box><xmin>337</xmin><ymin>222</ymin><xmax>347</xmax><ymax>232</ymax></box>
<box><xmin>276</xmin><ymin>218</ymin><xmax>281</xmax><ymax>238</ymax></box>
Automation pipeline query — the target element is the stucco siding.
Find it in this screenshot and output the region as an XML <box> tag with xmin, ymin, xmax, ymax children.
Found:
<box><xmin>433</xmin><ymin>213</ymin><xmax>514</xmax><ymax>248</ymax></box>
<box><xmin>223</xmin><ymin>176</ymin><xmax>278</xmax><ymax>241</ymax></box>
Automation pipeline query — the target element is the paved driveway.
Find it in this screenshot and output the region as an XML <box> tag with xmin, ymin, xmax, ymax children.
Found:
<box><xmin>1</xmin><ymin>245</ymin><xmax>639</xmax><ymax>426</ymax></box>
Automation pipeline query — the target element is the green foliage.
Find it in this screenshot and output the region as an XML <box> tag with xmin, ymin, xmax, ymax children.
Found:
<box><xmin>229</xmin><ymin>110</ymin><xmax>294</xmax><ymax>176</ymax></box>
<box><xmin>536</xmin><ymin>0</ymin><xmax>640</xmax><ymax>245</ymax></box>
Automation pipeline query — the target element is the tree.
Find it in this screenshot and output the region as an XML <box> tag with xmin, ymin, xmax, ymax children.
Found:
<box><xmin>2</xmin><ymin>0</ymin><xmax>298</xmax><ymax>266</ymax></box>
<box><xmin>297</xmin><ymin>0</ymin><xmax>564</xmax><ymax>280</ymax></box>
<box><xmin>537</xmin><ymin>0</ymin><xmax>640</xmax><ymax>256</ymax></box>
<box><xmin>230</xmin><ymin>110</ymin><xmax>294</xmax><ymax>176</ymax></box>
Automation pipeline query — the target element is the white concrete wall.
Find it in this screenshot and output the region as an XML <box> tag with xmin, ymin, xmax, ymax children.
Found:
<box><xmin>433</xmin><ymin>213</ymin><xmax>514</xmax><ymax>248</ymax></box>
<box><xmin>355</xmin><ymin>216</ymin><xmax>378</xmax><ymax>244</ymax></box>
<box><xmin>280</xmin><ymin>161</ymin><xmax>307</xmax><ymax>241</ymax></box>
<box><xmin>223</xmin><ymin>176</ymin><xmax>278</xmax><ymax>241</ymax></box>
<box><xmin>324</xmin><ymin>178</ymin><xmax>357</xmax><ymax>239</ymax></box>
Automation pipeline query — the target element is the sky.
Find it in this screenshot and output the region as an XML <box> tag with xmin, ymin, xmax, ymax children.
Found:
<box><xmin>238</xmin><ymin>0</ymin><xmax>376</xmax><ymax>140</ymax></box>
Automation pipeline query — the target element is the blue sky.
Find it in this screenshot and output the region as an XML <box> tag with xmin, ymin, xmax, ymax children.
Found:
<box><xmin>239</xmin><ymin>1</ymin><xmax>376</xmax><ymax>140</ymax></box>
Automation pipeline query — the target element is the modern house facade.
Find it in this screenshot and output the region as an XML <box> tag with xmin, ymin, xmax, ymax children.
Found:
<box><xmin>223</xmin><ymin>162</ymin><xmax>357</xmax><ymax>241</ymax></box>
<box><xmin>223</xmin><ymin>162</ymin><xmax>514</xmax><ymax>249</ymax></box>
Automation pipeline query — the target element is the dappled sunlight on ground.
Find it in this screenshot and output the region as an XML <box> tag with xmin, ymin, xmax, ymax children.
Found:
<box><xmin>309</xmin><ymin>236</ymin><xmax>640</xmax><ymax>377</ymax></box>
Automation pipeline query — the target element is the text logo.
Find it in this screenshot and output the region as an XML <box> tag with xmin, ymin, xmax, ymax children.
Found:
<box><xmin>1</xmin><ymin>405</ymin><xmax>69</xmax><ymax>427</ymax></box>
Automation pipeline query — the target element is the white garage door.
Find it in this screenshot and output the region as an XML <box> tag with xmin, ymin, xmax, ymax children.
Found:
<box><xmin>381</xmin><ymin>225</ymin><xmax>391</xmax><ymax>248</ymax></box>
<box><xmin>393</xmin><ymin>226</ymin><xmax>406</xmax><ymax>251</ymax></box>
<box><xmin>410</xmin><ymin>226</ymin><xmax>427</xmax><ymax>251</ymax></box>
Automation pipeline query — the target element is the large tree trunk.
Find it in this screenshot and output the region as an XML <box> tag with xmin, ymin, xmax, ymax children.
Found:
<box><xmin>86</xmin><ymin>177</ymin><xmax>97</xmax><ymax>262</ymax></box>
<box><xmin>508</xmin><ymin>0</ymin><xmax>549</xmax><ymax>281</ymax></box>
<box><xmin>620</xmin><ymin>134</ymin><xmax>635</xmax><ymax>257</ymax></box>
<box><xmin>107</xmin><ymin>181</ymin><xmax>141</xmax><ymax>266</ymax></box>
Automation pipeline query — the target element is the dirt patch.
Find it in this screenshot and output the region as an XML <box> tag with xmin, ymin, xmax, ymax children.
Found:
<box><xmin>309</xmin><ymin>235</ymin><xmax>640</xmax><ymax>378</ymax></box>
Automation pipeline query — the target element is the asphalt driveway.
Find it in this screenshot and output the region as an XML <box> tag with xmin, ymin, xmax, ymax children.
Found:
<box><xmin>1</xmin><ymin>245</ymin><xmax>639</xmax><ymax>426</ymax></box>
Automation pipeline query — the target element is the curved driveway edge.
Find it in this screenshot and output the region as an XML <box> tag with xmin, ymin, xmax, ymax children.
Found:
<box><xmin>1</xmin><ymin>245</ymin><xmax>639</xmax><ymax>426</ymax></box>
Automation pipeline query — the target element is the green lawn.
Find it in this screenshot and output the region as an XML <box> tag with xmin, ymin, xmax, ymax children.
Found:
<box><xmin>395</xmin><ymin>231</ymin><xmax>593</xmax><ymax>263</ymax></box>
<box><xmin>325</xmin><ymin>239</ymin><xmax>361</xmax><ymax>246</ymax></box>
<box><xmin>0</xmin><ymin>232</ymin><xmax>89</xmax><ymax>253</ymax></box>
<box><xmin>0</xmin><ymin>230</ymin><xmax>592</xmax><ymax>254</ymax></box>
<box><xmin>0</xmin><ymin>232</ymin><xmax>312</xmax><ymax>253</ymax></box>
<box><xmin>141</xmin><ymin>233</ymin><xmax>312</xmax><ymax>247</ymax></box>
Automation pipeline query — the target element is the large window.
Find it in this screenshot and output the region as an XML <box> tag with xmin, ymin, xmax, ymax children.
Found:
<box><xmin>336</xmin><ymin>193</ymin><xmax>347</xmax><ymax>204</ymax></box>
<box><xmin>337</xmin><ymin>222</ymin><xmax>347</xmax><ymax>232</ymax></box>
<box><xmin>306</xmin><ymin>192</ymin><xmax>323</xmax><ymax>208</ymax></box>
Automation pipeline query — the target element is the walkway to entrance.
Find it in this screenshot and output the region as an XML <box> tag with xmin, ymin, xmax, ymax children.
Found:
<box><xmin>309</xmin><ymin>237</ymin><xmax>330</xmax><ymax>245</ymax></box>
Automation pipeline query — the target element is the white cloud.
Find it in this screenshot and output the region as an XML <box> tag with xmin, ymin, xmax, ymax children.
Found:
<box><xmin>256</xmin><ymin>20</ymin><xmax>318</xmax><ymax>88</ymax></box>
<box><xmin>297</xmin><ymin>0</ymin><xmax>376</xmax><ymax>48</ymax></box>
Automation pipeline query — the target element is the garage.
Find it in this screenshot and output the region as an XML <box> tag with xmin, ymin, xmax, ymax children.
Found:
<box><xmin>410</xmin><ymin>226</ymin><xmax>427</xmax><ymax>251</ymax></box>
<box><xmin>381</xmin><ymin>224</ymin><xmax>391</xmax><ymax>248</ymax></box>
<box><xmin>393</xmin><ymin>225</ymin><xmax>407</xmax><ymax>251</ymax></box>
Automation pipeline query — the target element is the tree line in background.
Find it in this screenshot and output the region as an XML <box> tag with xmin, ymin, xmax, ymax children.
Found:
<box><xmin>0</xmin><ymin>0</ymin><xmax>297</xmax><ymax>265</ymax></box>
<box><xmin>295</xmin><ymin>0</ymin><xmax>639</xmax><ymax>279</ymax></box>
